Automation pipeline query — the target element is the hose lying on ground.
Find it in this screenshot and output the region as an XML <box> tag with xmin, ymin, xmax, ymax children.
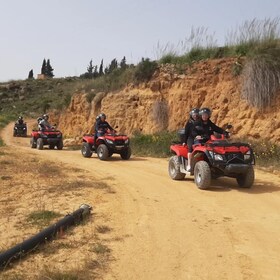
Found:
<box><xmin>0</xmin><ymin>204</ymin><xmax>92</xmax><ymax>269</ymax></box>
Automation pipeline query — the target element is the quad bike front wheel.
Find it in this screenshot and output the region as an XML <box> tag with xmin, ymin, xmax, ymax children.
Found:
<box><xmin>168</xmin><ymin>156</ymin><xmax>185</xmax><ymax>180</ymax></box>
<box><xmin>81</xmin><ymin>142</ymin><xmax>93</xmax><ymax>158</ymax></box>
<box><xmin>236</xmin><ymin>166</ymin><xmax>254</xmax><ymax>188</ymax></box>
<box><xmin>120</xmin><ymin>147</ymin><xmax>131</xmax><ymax>160</ymax></box>
<box><xmin>30</xmin><ymin>137</ymin><xmax>36</xmax><ymax>148</ymax></box>
<box><xmin>97</xmin><ymin>144</ymin><xmax>109</xmax><ymax>160</ymax></box>
<box><xmin>194</xmin><ymin>160</ymin><xmax>211</xmax><ymax>190</ymax></box>
<box><xmin>37</xmin><ymin>138</ymin><xmax>43</xmax><ymax>150</ymax></box>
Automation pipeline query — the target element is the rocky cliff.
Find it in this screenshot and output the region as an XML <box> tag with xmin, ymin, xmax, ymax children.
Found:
<box><xmin>52</xmin><ymin>58</ymin><xmax>280</xmax><ymax>143</ymax></box>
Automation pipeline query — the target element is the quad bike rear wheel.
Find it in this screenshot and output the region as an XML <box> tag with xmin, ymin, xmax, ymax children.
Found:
<box><xmin>30</xmin><ymin>137</ymin><xmax>36</xmax><ymax>148</ymax></box>
<box><xmin>120</xmin><ymin>147</ymin><xmax>131</xmax><ymax>160</ymax></box>
<box><xmin>97</xmin><ymin>144</ymin><xmax>109</xmax><ymax>160</ymax></box>
<box><xmin>37</xmin><ymin>138</ymin><xmax>43</xmax><ymax>150</ymax></box>
<box><xmin>81</xmin><ymin>142</ymin><xmax>93</xmax><ymax>158</ymax></box>
<box><xmin>194</xmin><ymin>161</ymin><xmax>211</xmax><ymax>189</ymax></box>
<box><xmin>236</xmin><ymin>166</ymin><xmax>254</xmax><ymax>188</ymax></box>
<box><xmin>168</xmin><ymin>156</ymin><xmax>185</xmax><ymax>180</ymax></box>
<box><xmin>56</xmin><ymin>139</ymin><xmax>63</xmax><ymax>150</ymax></box>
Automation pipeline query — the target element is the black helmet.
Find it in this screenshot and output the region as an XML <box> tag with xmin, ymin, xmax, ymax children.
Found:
<box><xmin>189</xmin><ymin>108</ymin><xmax>199</xmax><ymax>117</ymax></box>
<box><xmin>199</xmin><ymin>107</ymin><xmax>211</xmax><ymax>117</ymax></box>
<box><xmin>18</xmin><ymin>116</ymin><xmax>23</xmax><ymax>120</ymax></box>
<box><xmin>43</xmin><ymin>114</ymin><xmax>49</xmax><ymax>120</ymax></box>
<box><xmin>99</xmin><ymin>113</ymin><xmax>106</xmax><ymax>119</ymax></box>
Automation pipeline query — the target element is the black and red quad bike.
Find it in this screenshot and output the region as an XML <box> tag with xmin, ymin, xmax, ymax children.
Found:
<box><xmin>13</xmin><ymin>122</ymin><xmax>27</xmax><ymax>137</ymax></box>
<box><xmin>30</xmin><ymin>128</ymin><xmax>63</xmax><ymax>150</ymax></box>
<box><xmin>168</xmin><ymin>130</ymin><xmax>255</xmax><ymax>190</ymax></box>
<box><xmin>81</xmin><ymin>129</ymin><xmax>131</xmax><ymax>160</ymax></box>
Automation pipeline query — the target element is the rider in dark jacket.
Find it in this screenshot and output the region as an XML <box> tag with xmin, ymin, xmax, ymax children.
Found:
<box><xmin>183</xmin><ymin>108</ymin><xmax>200</xmax><ymax>171</ymax></box>
<box><xmin>16</xmin><ymin>116</ymin><xmax>24</xmax><ymax>125</ymax></box>
<box><xmin>93</xmin><ymin>113</ymin><xmax>114</xmax><ymax>147</ymax></box>
<box><xmin>193</xmin><ymin>108</ymin><xmax>228</xmax><ymax>141</ymax></box>
<box><xmin>95</xmin><ymin>113</ymin><xmax>114</xmax><ymax>136</ymax></box>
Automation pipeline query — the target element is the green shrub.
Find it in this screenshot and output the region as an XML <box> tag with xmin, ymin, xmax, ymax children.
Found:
<box><xmin>130</xmin><ymin>131</ymin><xmax>177</xmax><ymax>157</ymax></box>
<box><xmin>134</xmin><ymin>58</ymin><xmax>158</xmax><ymax>84</ymax></box>
<box><xmin>231</xmin><ymin>62</ymin><xmax>243</xmax><ymax>76</ymax></box>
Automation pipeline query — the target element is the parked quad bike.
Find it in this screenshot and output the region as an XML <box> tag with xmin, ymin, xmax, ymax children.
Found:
<box><xmin>13</xmin><ymin>122</ymin><xmax>27</xmax><ymax>137</ymax></box>
<box><xmin>30</xmin><ymin>128</ymin><xmax>63</xmax><ymax>150</ymax></box>
<box><xmin>81</xmin><ymin>129</ymin><xmax>131</xmax><ymax>160</ymax></box>
<box><xmin>169</xmin><ymin>129</ymin><xmax>255</xmax><ymax>190</ymax></box>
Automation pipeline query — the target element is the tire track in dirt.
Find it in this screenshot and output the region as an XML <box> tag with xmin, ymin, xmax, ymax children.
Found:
<box><xmin>2</xmin><ymin>121</ymin><xmax>280</xmax><ymax>279</ymax></box>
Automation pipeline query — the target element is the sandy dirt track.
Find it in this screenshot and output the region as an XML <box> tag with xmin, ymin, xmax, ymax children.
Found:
<box><xmin>2</xmin><ymin>122</ymin><xmax>280</xmax><ymax>280</ymax></box>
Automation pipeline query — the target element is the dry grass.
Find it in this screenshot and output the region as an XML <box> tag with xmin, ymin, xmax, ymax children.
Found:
<box><xmin>242</xmin><ymin>53</ymin><xmax>280</xmax><ymax>110</ymax></box>
<box><xmin>0</xmin><ymin>146</ymin><xmax>114</xmax><ymax>279</ymax></box>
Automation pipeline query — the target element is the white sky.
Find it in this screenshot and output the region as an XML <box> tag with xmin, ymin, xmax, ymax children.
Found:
<box><xmin>0</xmin><ymin>0</ymin><xmax>279</xmax><ymax>82</ymax></box>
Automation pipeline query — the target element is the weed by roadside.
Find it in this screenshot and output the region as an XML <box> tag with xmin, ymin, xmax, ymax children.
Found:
<box><xmin>130</xmin><ymin>131</ymin><xmax>177</xmax><ymax>157</ymax></box>
<box><xmin>27</xmin><ymin>210</ymin><xmax>61</xmax><ymax>227</ymax></box>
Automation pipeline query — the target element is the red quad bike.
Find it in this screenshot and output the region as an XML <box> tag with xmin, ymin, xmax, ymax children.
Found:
<box><xmin>81</xmin><ymin>129</ymin><xmax>131</xmax><ymax>160</ymax></box>
<box><xmin>30</xmin><ymin>128</ymin><xmax>63</xmax><ymax>150</ymax></box>
<box><xmin>169</xmin><ymin>128</ymin><xmax>255</xmax><ymax>190</ymax></box>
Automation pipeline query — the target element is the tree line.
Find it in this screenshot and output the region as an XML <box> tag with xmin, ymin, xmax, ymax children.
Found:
<box><xmin>28</xmin><ymin>58</ymin><xmax>55</xmax><ymax>79</ymax></box>
<box><xmin>27</xmin><ymin>56</ymin><xmax>129</xmax><ymax>79</ymax></box>
<box><xmin>80</xmin><ymin>56</ymin><xmax>129</xmax><ymax>79</ymax></box>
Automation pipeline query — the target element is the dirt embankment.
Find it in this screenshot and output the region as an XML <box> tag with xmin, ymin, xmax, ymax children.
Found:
<box><xmin>51</xmin><ymin>58</ymin><xmax>280</xmax><ymax>142</ymax></box>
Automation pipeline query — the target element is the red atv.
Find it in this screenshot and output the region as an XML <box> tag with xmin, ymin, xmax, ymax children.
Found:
<box><xmin>168</xmin><ymin>129</ymin><xmax>255</xmax><ymax>190</ymax></box>
<box><xmin>30</xmin><ymin>128</ymin><xmax>63</xmax><ymax>150</ymax></box>
<box><xmin>81</xmin><ymin>129</ymin><xmax>131</xmax><ymax>160</ymax></box>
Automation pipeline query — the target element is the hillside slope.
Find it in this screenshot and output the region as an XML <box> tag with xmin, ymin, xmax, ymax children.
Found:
<box><xmin>52</xmin><ymin>58</ymin><xmax>280</xmax><ymax>142</ymax></box>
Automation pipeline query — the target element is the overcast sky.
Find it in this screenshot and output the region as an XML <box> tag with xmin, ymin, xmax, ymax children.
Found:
<box><xmin>0</xmin><ymin>0</ymin><xmax>279</xmax><ymax>82</ymax></box>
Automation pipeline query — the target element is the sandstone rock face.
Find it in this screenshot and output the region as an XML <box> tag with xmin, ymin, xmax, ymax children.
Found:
<box><xmin>53</xmin><ymin>58</ymin><xmax>280</xmax><ymax>142</ymax></box>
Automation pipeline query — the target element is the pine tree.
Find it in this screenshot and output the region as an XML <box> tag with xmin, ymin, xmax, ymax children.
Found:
<box><xmin>93</xmin><ymin>65</ymin><xmax>99</xmax><ymax>78</ymax></box>
<box><xmin>87</xmin><ymin>60</ymin><xmax>94</xmax><ymax>75</ymax></box>
<box><xmin>120</xmin><ymin>56</ymin><xmax>127</xmax><ymax>70</ymax></box>
<box><xmin>108</xmin><ymin>58</ymin><xmax>118</xmax><ymax>74</ymax></box>
<box><xmin>41</xmin><ymin>59</ymin><xmax>47</xmax><ymax>75</ymax></box>
<box><xmin>46</xmin><ymin>59</ymin><xmax>54</xmax><ymax>78</ymax></box>
<box><xmin>99</xmin><ymin>59</ymin><xmax>104</xmax><ymax>76</ymax></box>
<box><xmin>28</xmin><ymin>69</ymin><xmax>34</xmax><ymax>79</ymax></box>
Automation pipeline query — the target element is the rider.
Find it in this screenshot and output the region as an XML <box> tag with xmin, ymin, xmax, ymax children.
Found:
<box><xmin>183</xmin><ymin>108</ymin><xmax>200</xmax><ymax>172</ymax></box>
<box><xmin>16</xmin><ymin>116</ymin><xmax>24</xmax><ymax>125</ymax></box>
<box><xmin>38</xmin><ymin>114</ymin><xmax>52</xmax><ymax>130</ymax></box>
<box><xmin>193</xmin><ymin>108</ymin><xmax>229</xmax><ymax>142</ymax></box>
<box><xmin>94</xmin><ymin>113</ymin><xmax>114</xmax><ymax>146</ymax></box>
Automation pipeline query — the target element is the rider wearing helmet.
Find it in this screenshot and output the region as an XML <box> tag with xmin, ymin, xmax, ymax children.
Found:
<box><xmin>17</xmin><ymin>116</ymin><xmax>24</xmax><ymax>125</ymax></box>
<box><xmin>38</xmin><ymin>114</ymin><xmax>52</xmax><ymax>130</ymax></box>
<box><xmin>193</xmin><ymin>108</ymin><xmax>228</xmax><ymax>141</ymax></box>
<box><xmin>94</xmin><ymin>113</ymin><xmax>114</xmax><ymax>146</ymax></box>
<box><xmin>183</xmin><ymin>108</ymin><xmax>200</xmax><ymax>172</ymax></box>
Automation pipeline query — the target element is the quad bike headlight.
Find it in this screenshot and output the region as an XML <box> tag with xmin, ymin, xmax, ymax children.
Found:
<box><xmin>214</xmin><ymin>154</ymin><xmax>224</xmax><ymax>161</ymax></box>
<box><xmin>209</xmin><ymin>151</ymin><xmax>224</xmax><ymax>161</ymax></box>
<box><xmin>244</xmin><ymin>150</ymin><xmax>251</xmax><ymax>161</ymax></box>
<box><xmin>125</xmin><ymin>139</ymin><xmax>129</xmax><ymax>144</ymax></box>
<box><xmin>106</xmin><ymin>139</ymin><xmax>114</xmax><ymax>145</ymax></box>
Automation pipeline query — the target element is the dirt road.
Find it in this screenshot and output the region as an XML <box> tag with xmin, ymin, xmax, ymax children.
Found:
<box><xmin>2</xmin><ymin>122</ymin><xmax>280</xmax><ymax>280</ymax></box>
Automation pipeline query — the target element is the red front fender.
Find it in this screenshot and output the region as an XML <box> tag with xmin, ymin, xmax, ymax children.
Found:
<box><xmin>170</xmin><ymin>144</ymin><xmax>188</xmax><ymax>158</ymax></box>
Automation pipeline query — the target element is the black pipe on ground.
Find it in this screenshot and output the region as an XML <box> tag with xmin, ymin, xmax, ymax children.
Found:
<box><xmin>0</xmin><ymin>204</ymin><xmax>92</xmax><ymax>269</ymax></box>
